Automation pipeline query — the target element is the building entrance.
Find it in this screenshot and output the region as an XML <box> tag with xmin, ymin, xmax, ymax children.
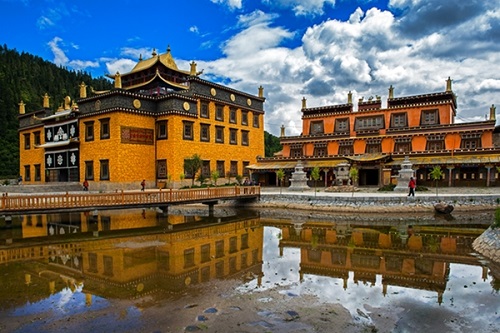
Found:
<box><xmin>359</xmin><ymin>169</ymin><xmax>379</xmax><ymax>186</ymax></box>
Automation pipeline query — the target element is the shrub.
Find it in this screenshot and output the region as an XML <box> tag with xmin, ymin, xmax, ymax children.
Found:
<box><xmin>378</xmin><ymin>184</ymin><xmax>396</xmax><ymax>191</ymax></box>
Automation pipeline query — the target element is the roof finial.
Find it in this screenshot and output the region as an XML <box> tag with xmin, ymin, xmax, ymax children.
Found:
<box><xmin>152</xmin><ymin>48</ymin><xmax>157</xmax><ymax>57</ymax></box>
<box><xmin>280</xmin><ymin>124</ymin><xmax>285</xmax><ymax>137</ymax></box>
<box><xmin>388</xmin><ymin>85</ymin><xmax>394</xmax><ymax>99</ymax></box>
<box><xmin>490</xmin><ymin>104</ymin><xmax>496</xmax><ymax>121</ymax></box>
<box><xmin>139</xmin><ymin>54</ymin><xmax>142</xmax><ymax>61</ymax></box>
<box><xmin>18</xmin><ymin>100</ymin><xmax>25</xmax><ymax>114</ymax></box>
<box><xmin>301</xmin><ymin>97</ymin><xmax>307</xmax><ymax>109</ymax></box>
<box><xmin>190</xmin><ymin>61</ymin><xmax>197</xmax><ymax>76</ymax></box>
<box><xmin>347</xmin><ymin>91</ymin><xmax>352</xmax><ymax>104</ymax></box>
<box><xmin>43</xmin><ymin>93</ymin><xmax>50</xmax><ymax>108</ymax></box>
<box><xmin>446</xmin><ymin>77</ymin><xmax>452</xmax><ymax>92</ymax></box>
<box><xmin>258</xmin><ymin>85</ymin><xmax>264</xmax><ymax>98</ymax></box>
<box><xmin>167</xmin><ymin>45</ymin><xmax>171</xmax><ymax>53</ymax></box>
<box><xmin>114</xmin><ymin>72</ymin><xmax>122</xmax><ymax>89</ymax></box>
<box><xmin>79</xmin><ymin>82</ymin><xmax>87</xmax><ymax>98</ymax></box>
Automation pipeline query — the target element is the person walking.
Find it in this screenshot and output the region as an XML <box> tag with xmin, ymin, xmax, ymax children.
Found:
<box><xmin>408</xmin><ymin>177</ymin><xmax>416</xmax><ymax>197</ymax></box>
<box><xmin>141</xmin><ymin>179</ymin><xmax>146</xmax><ymax>191</ymax></box>
<box><xmin>83</xmin><ymin>179</ymin><xmax>89</xmax><ymax>191</ymax></box>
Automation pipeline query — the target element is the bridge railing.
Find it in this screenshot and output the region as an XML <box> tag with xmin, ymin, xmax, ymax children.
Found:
<box><xmin>0</xmin><ymin>186</ymin><xmax>260</xmax><ymax>212</ymax></box>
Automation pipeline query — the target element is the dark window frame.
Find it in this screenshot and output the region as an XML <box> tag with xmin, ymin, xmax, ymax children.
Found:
<box><xmin>183</xmin><ymin>121</ymin><xmax>194</xmax><ymax>140</ymax></box>
<box><xmin>85</xmin><ymin>121</ymin><xmax>95</xmax><ymax>142</ymax></box>
<box><xmin>99</xmin><ymin>118</ymin><xmax>110</xmax><ymax>140</ymax></box>
<box><xmin>100</xmin><ymin>159</ymin><xmax>109</xmax><ymax>181</ymax></box>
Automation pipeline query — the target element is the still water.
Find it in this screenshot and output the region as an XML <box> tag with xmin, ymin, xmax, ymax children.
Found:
<box><xmin>0</xmin><ymin>207</ymin><xmax>498</xmax><ymax>333</ymax></box>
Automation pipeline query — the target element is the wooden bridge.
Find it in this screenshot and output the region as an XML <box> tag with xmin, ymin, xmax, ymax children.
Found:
<box><xmin>0</xmin><ymin>186</ymin><xmax>260</xmax><ymax>214</ymax></box>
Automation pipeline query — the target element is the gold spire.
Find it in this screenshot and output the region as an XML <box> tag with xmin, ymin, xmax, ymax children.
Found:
<box><xmin>446</xmin><ymin>77</ymin><xmax>452</xmax><ymax>92</ymax></box>
<box><xmin>43</xmin><ymin>93</ymin><xmax>50</xmax><ymax>108</ymax></box>
<box><xmin>190</xmin><ymin>61</ymin><xmax>197</xmax><ymax>76</ymax></box>
<box><xmin>139</xmin><ymin>54</ymin><xmax>142</xmax><ymax>61</ymax></box>
<box><xmin>388</xmin><ymin>85</ymin><xmax>394</xmax><ymax>99</ymax></box>
<box><xmin>258</xmin><ymin>85</ymin><xmax>264</xmax><ymax>98</ymax></box>
<box><xmin>301</xmin><ymin>97</ymin><xmax>307</xmax><ymax>109</ymax></box>
<box><xmin>63</xmin><ymin>96</ymin><xmax>71</xmax><ymax>110</ymax></box>
<box><xmin>79</xmin><ymin>82</ymin><xmax>87</xmax><ymax>98</ymax></box>
<box><xmin>280</xmin><ymin>125</ymin><xmax>285</xmax><ymax>137</ymax></box>
<box><xmin>348</xmin><ymin>91</ymin><xmax>352</xmax><ymax>104</ymax></box>
<box><xmin>114</xmin><ymin>72</ymin><xmax>122</xmax><ymax>89</ymax></box>
<box><xmin>18</xmin><ymin>100</ymin><xmax>25</xmax><ymax>114</ymax></box>
<box><xmin>490</xmin><ymin>104</ymin><xmax>496</xmax><ymax>121</ymax></box>
<box><xmin>152</xmin><ymin>48</ymin><xmax>157</xmax><ymax>57</ymax></box>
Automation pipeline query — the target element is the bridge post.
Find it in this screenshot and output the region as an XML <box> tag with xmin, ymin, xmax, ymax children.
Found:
<box><xmin>208</xmin><ymin>203</ymin><xmax>214</xmax><ymax>217</ymax></box>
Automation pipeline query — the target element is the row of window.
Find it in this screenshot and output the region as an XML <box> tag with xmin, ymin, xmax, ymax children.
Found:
<box><xmin>201</xmin><ymin>101</ymin><xmax>260</xmax><ymax>128</ymax></box>
<box><xmin>157</xmin><ymin>159</ymin><xmax>250</xmax><ymax>179</ymax></box>
<box><xmin>289</xmin><ymin>138</ymin><xmax>482</xmax><ymax>157</ymax></box>
<box><xmin>182</xmin><ymin>121</ymin><xmax>250</xmax><ymax>145</ymax></box>
<box><xmin>309</xmin><ymin>109</ymin><xmax>441</xmax><ymax>135</ymax></box>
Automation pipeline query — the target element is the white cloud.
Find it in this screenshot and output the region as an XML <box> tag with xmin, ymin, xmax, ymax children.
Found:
<box><xmin>104</xmin><ymin>58</ymin><xmax>136</xmax><ymax>75</ymax></box>
<box><xmin>262</xmin><ymin>0</ymin><xmax>336</xmax><ymax>16</ymax></box>
<box><xmin>189</xmin><ymin>25</ymin><xmax>199</xmax><ymax>34</ymax></box>
<box><xmin>211</xmin><ymin>0</ymin><xmax>242</xmax><ymax>10</ymax></box>
<box><xmin>47</xmin><ymin>37</ymin><xmax>69</xmax><ymax>66</ymax></box>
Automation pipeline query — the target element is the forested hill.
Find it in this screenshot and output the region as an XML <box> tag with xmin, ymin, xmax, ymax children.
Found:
<box><xmin>0</xmin><ymin>45</ymin><xmax>112</xmax><ymax>178</ymax></box>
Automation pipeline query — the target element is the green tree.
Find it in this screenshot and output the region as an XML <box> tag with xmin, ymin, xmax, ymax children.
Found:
<box><xmin>211</xmin><ymin>170</ymin><xmax>219</xmax><ymax>186</ymax></box>
<box><xmin>311</xmin><ymin>166</ymin><xmax>320</xmax><ymax>197</ymax></box>
<box><xmin>429</xmin><ymin>166</ymin><xmax>444</xmax><ymax>196</ymax></box>
<box><xmin>183</xmin><ymin>154</ymin><xmax>203</xmax><ymax>187</ymax></box>
<box><xmin>235</xmin><ymin>174</ymin><xmax>243</xmax><ymax>185</ymax></box>
<box><xmin>349</xmin><ymin>166</ymin><xmax>359</xmax><ymax>197</ymax></box>
<box><xmin>179</xmin><ymin>173</ymin><xmax>185</xmax><ymax>188</ymax></box>
<box><xmin>276</xmin><ymin>169</ymin><xmax>285</xmax><ymax>195</ymax></box>
<box><xmin>264</xmin><ymin>131</ymin><xmax>282</xmax><ymax>157</ymax></box>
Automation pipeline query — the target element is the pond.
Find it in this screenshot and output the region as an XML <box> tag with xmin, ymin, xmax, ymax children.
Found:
<box><xmin>0</xmin><ymin>207</ymin><xmax>498</xmax><ymax>333</ymax></box>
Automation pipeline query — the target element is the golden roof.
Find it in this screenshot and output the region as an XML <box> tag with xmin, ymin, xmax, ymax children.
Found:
<box><xmin>247</xmin><ymin>160</ymin><xmax>344</xmax><ymax>170</ymax></box>
<box><xmin>127</xmin><ymin>47</ymin><xmax>190</xmax><ymax>76</ymax></box>
<box><xmin>386</xmin><ymin>154</ymin><xmax>500</xmax><ymax>165</ymax></box>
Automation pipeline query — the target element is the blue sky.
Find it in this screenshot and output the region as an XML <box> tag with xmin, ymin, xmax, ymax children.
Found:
<box><xmin>1</xmin><ymin>0</ymin><xmax>499</xmax><ymax>136</ymax></box>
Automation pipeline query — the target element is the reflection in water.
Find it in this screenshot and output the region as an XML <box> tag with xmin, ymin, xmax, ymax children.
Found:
<box><xmin>0</xmin><ymin>209</ymin><xmax>498</xmax><ymax>331</ymax></box>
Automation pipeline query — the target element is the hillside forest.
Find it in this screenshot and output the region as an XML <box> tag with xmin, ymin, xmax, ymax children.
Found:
<box><xmin>0</xmin><ymin>45</ymin><xmax>281</xmax><ymax>179</ymax></box>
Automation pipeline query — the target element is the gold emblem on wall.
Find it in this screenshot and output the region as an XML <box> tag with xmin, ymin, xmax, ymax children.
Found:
<box><xmin>211</xmin><ymin>88</ymin><xmax>217</xmax><ymax>96</ymax></box>
<box><xmin>183</xmin><ymin>102</ymin><xmax>190</xmax><ymax>111</ymax></box>
<box><xmin>247</xmin><ymin>98</ymin><xmax>252</xmax><ymax>106</ymax></box>
<box><xmin>133</xmin><ymin>99</ymin><xmax>141</xmax><ymax>109</ymax></box>
<box><xmin>230</xmin><ymin>94</ymin><xmax>236</xmax><ymax>102</ymax></box>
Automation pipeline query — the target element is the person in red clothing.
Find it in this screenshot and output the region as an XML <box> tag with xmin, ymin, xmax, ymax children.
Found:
<box><xmin>408</xmin><ymin>177</ymin><xmax>416</xmax><ymax>196</ymax></box>
<box><xmin>141</xmin><ymin>179</ymin><xmax>146</xmax><ymax>191</ymax></box>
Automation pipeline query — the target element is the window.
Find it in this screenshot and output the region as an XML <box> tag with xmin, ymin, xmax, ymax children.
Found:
<box><xmin>391</xmin><ymin>113</ymin><xmax>407</xmax><ymax>128</ymax></box>
<box><xmin>88</xmin><ymin>253</ymin><xmax>98</xmax><ymax>273</ymax></box>
<box><xmin>365</xmin><ymin>139</ymin><xmax>381</xmax><ymax>153</ymax></box>
<box><xmin>200</xmin><ymin>124</ymin><xmax>210</xmax><ymax>142</ymax></box>
<box><xmin>156</xmin><ymin>121</ymin><xmax>167</xmax><ymax>139</ymax></box>
<box><xmin>200</xmin><ymin>101</ymin><xmax>209</xmax><ymax>118</ymax></box>
<box><xmin>100</xmin><ymin>159</ymin><xmax>109</xmax><ymax>180</ymax></box>
<box><xmin>156</xmin><ymin>159</ymin><xmax>167</xmax><ymax>179</ymax></box>
<box><xmin>159</xmin><ymin>252</ymin><xmax>170</xmax><ymax>272</ymax></box>
<box><xmin>34</xmin><ymin>131</ymin><xmax>41</xmax><ymax>146</ymax></box>
<box><xmin>216</xmin><ymin>126</ymin><xmax>224</xmax><ymax>143</ymax></box>
<box><xmin>24</xmin><ymin>133</ymin><xmax>30</xmax><ymax>150</ymax></box>
<box><xmin>461</xmin><ymin>133</ymin><xmax>481</xmax><ymax>149</ymax></box>
<box><xmin>365</xmin><ymin>143</ymin><xmax>381</xmax><ymax>153</ymax></box>
<box><xmin>103</xmin><ymin>255</ymin><xmax>113</xmax><ymax>276</ymax></box>
<box><xmin>85</xmin><ymin>161</ymin><xmax>94</xmax><ymax>180</ymax></box>
<box><xmin>24</xmin><ymin>165</ymin><xmax>30</xmax><ymax>181</ymax></box>
<box><xmin>184</xmin><ymin>248</ymin><xmax>195</xmax><ymax>268</ymax></box>
<box><xmin>229</xmin><ymin>236</ymin><xmax>237</xmax><ymax>253</ymax></box>
<box><xmin>230</xmin><ymin>161</ymin><xmax>238</xmax><ymax>176</ymax></box>
<box><xmin>183</xmin><ymin>121</ymin><xmax>194</xmax><ymax>140</ymax></box>
<box><xmin>310</xmin><ymin>121</ymin><xmax>324</xmax><ymax>135</ymax></box>
<box><xmin>230</xmin><ymin>108</ymin><xmax>237</xmax><ymax>123</ymax></box>
<box><xmin>394</xmin><ymin>142</ymin><xmax>411</xmax><ymax>152</ymax></box>
<box><xmin>85</xmin><ymin>121</ymin><xmax>94</xmax><ymax>141</ymax></box>
<box><xmin>426</xmin><ymin>135</ymin><xmax>444</xmax><ymax>151</ymax></box>
<box><xmin>241</xmin><ymin>130</ymin><xmax>249</xmax><ymax>146</ymax></box>
<box><xmin>241</xmin><ymin>233</ymin><xmax>249</xmax><ymax>250</ymax></box>
<box><xmin>241</xmin><ymin>111</ymin><xmax>248</xmax><ymax>125</ymax></box>
<box><xmin>201</xmin><ymin>244</ymin><xmax>211</xmax><ymax>263</ymax></box>
<box><xmin>34</xmin><ymin>164</ymin><xmax>41</xmax><ymax>181</ymax></box>
<box><xmin>241</xmin><ymin>253</ymin><xmax>248</xmax><ymax>269</ymax></box>
<box><xmin>461</xmin><ymin>139</ymin><xmax>480</xmax><ymax>149</ymax></box>
<box><xmin>202</xmin><ymin>160</ymin><xmax>210</xmax><ymax>177</ymax></box>
<box><xmin>230</xmin><ymin>128</ymin><xmax>237</xmax><ymax>144</ymax></box>
<box><xmin>421</xmin><ymin>109</ymin><xmax>438</xmax><ymax>125</ymax></box>
<box><xmin>253</xmin><ymin>113</ymin><xmax>259</xmax><ymax>128</ymax></box>
<box><xmin>216</xmin><ymin>240</ymin><xmax>224</xmax><ymax>258</ymax></box>
<box><xmin>216</xmin><ymin>104</ymin><xmax>224</xmax><ymax>121</ymax></box>
<box><xmin>217</xmin><ymin>160</ymin><xmax>225</xmax><ymax>177</ymax></box>
<box><xmin>216</xmin><ymin>261</ymin><xmax>224</xmax><ymax>277</ymax></box>
<box><xmin>229</xmin><ymin>256</ymin><xmax>237</xmax><ymax>274</ymax></box>
<box><xmin>355</xmin><ymin>116</ymin><xmax>384</xmax><ymax>131</ymax></box>
<box><xmin>201</xmin><ymin>266</ymin><xmax>210</xmax><ymax>282</ymax></box>
<box><xmin>99</xmin><ymin>118</ymin><xmax>110</xmax><ymax>139</ymax></box>
<box><xmin>335</xmin><ymin>118</ymin><xmax>349</xmax><ymax>133</ymax></box>
<box><xmin>338</xmin><ymin>140</ymin><xmax>354</xmax><ymax>155</ymax></box>
<box><xmin>314</xmin><ymin>146</ymin><xmax>327</xmax><ymax>157</ymax></box>
<box><xmin>242</xmin><ymin>161</ymin><xmax>249</xmax><ymax>177</ymax></box>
